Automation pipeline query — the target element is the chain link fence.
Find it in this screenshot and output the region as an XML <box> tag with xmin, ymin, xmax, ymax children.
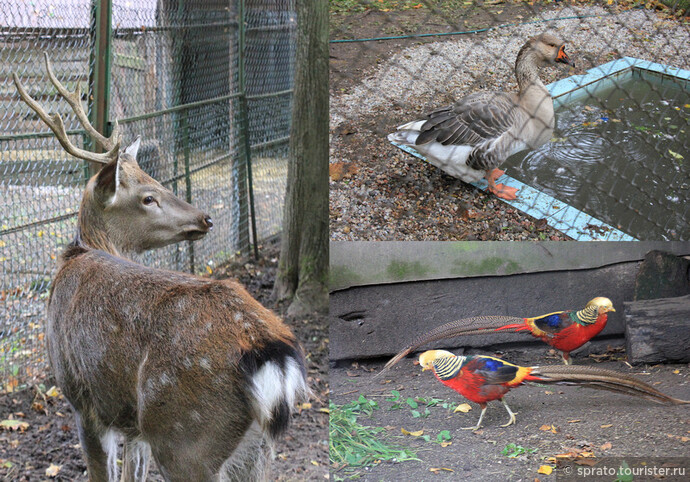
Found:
<box><xmin>0</xmin><ymin>0</ymin><xmax>295</xmax><ymax>389</ymax></box>
<box><xmin>329</xmin><ymin>1</ymin><xmax>689</xmax><ymax>242</ymax></box>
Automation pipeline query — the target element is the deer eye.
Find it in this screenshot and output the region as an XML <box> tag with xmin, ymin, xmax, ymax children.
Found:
<box><xmin>143</xmin><ymin>196</ymin><xmax>155</xmax><ymax>205</ymax></box>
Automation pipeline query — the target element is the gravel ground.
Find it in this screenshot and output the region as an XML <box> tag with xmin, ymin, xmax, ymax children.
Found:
<box><xmin>329</xmin><ymin>5</ymin><xmax>690</xmax><ymax>241</ymax></box>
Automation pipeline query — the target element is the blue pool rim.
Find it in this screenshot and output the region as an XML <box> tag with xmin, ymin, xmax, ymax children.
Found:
<box><xmin>390</xmin><ymin>57</ymin><xmax>690</xmax><ymax>241</ymax></box>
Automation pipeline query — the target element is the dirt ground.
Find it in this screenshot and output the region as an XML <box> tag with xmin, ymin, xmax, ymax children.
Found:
<box><xmin>330</xmin><ymin>346</ymin><xmax>690</xmax><ymax>480</ymax></box>
<box><xmin>0</xmin><ymin>243</ymin><xmax>328</xmax><ymax>481</ymax></box>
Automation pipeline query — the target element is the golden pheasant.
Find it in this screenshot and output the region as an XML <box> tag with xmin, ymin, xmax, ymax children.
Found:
<box><xmin>379</xmin><ymin>297</ymin><xmax>615</xmax><ymax>377</ymax></box>
<box><xmin>419</xmin><ymin>350</ymin><xmax>689</xmax><ymax>430</ymax></box>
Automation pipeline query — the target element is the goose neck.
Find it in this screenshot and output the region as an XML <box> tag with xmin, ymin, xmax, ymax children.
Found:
<box><xmin>515</xmin><ymin>53</ymin><xmax>546</xmax><ymax>97</ymax></box>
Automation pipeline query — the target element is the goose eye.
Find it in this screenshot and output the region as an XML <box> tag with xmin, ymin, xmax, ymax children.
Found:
<box><xmin>143</xmin><ymin>196</ymin><xmax>155</xmax><ymax>205</ymax></box>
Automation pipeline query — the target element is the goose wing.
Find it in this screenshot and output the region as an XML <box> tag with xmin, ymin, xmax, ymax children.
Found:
<box><xmin>416</xmin><ymin>92</ymin><xmax>520</xmax><ymax>149</ymax></box>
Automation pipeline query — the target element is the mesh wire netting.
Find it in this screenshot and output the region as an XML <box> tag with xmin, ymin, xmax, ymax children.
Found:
<box><xmin>329</xmin><ymin>1</ymin><xmax>689</xmax><ymax>242</ymax></box>
<box><xmin>0</xmin><ymin>0</ymin><xmax>295</xmax><ymax>388</ymax></box>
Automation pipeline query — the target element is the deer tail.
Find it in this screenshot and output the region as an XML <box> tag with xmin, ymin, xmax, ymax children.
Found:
<box><xmin>241</xmin><ymin>341</ymin><xmax>310</xmax><ymax>440</ymax></box>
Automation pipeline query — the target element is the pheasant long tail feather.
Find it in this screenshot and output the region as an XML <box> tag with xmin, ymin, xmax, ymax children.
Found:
<box><xmin>529</xmin><ymin>365</ymin><xmax>690</xmax><ymax>405</ymax></box>
<box><xmin>375</xmin><ymin>315</ymin><xmax>525</xmax><ymax>379</ymax></box>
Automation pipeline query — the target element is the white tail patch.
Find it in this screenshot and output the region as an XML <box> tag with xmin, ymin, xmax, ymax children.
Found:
<box><xmin>387</xmin><ymin>120</ymin><xmax>427</xmax><ymax>146</ymax></box>
<box><xmin>397</xmin><ymin>120</ymin><xmax>427</xmax><ymax>131</ymax></box>
<box><xmin>387</xmin><ymin>130</ymin><xmax>419</xmax><ymax>146</ymax></box>
<box><xmin>250</xmin><ymin>357</ymin><xmax>308</xmax><ymax>427</ymax></box>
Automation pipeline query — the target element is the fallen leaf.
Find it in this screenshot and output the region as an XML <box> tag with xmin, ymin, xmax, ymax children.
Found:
<box><xmin>310</xmin><ymin>460</ymin><xmax>319</xmax><ymax>466</ymax></box>
<box><xmin>440</xmin><ymin>441</ymin><xmax>452</xmax><ymax>447</ymax></box>
<box><xmin>46</xmin><ymin>464</ymin><xmax>62</xmax><ymax>477</ymax></box>
<box><xmin>539</xmin><ymin>424</ymin><xmax>552</xmax><ymax>431</ymax></box>
<box><xmin>673</xmin><ymin>369</ymin><xmax>681</xmax><ymax>374</ymax></box>
<box><xmin>329</xmin><ymin>162</ymin><xmax>359</xmax><ymax>182</ymax></box>
<box><xmin>46</xmin><ymin>386</ymin><xmax>60</xmax><ymax>397</ymax></box>
<box><xmin>454</xmin><ymin>403</ymin><xmax>472</xmax><ymax>413</ymax></box>
<box><xmin>429</xmin><ymin>467</ymin><xmax>454</xmax><ymax>473</ymax></box>
<box><xmin>537</xmin><ymin>465</ymin><xmax>553</xmax><ymax>475</ymax></box>
<box><xmin>600</xmin><ymin>424</ymin><xmax>613</xmax><ymax>428</ymax></box>
<box><xmin>600</xmin><ymin>442</ymin><xmax>612</xmax><ymax>451</ymax></box>
<box><xmin>668</xmin><ymin>150</ymin><xmax>684</xmax><ymax>161</ymax></box>
<box><xmin>401</xmin><ymin>428</ymin><xmax>424</xmax><ymax>436</ymax></box>
<box><xmin>297</xmin><ymin>402</ymin><xmax>312</xmax><ymax>410</ymax></box>
<box><xmin>4</xmin><ymin>377</ymin><xmax>19</xmax><ymax>393</ymax></box>
<box><xmin>568</xmin><ymin>419</ymin><xmax>581</xmax><ymax>423</ymax></box>
<box><xmin>1</xmin><ymin>419</ymin><xmax>29</xmax><ymax>431</ymax></box>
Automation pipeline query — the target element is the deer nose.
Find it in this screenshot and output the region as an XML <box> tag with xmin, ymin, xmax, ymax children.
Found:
<box><xmin>204</xmin><ymin>216</ymin><xmax>214</xmax><ymax>230</ymax></box>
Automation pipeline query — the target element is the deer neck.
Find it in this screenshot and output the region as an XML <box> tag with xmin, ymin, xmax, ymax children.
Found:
<box><xmin>75</xmin><ymin>189</ymin><xmax>122</xmax><ymax>257</ymax></box>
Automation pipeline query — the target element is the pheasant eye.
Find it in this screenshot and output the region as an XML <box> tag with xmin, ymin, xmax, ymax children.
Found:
<box><xmin>143</xmin><ymin>196</ymin><xmax>155</xmax><ymax>205</ymax></box>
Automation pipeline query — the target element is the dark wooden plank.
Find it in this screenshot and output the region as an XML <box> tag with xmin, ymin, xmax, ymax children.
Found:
<box><xmin>624</xmin><ymin>295</ymin><xmax>690</xmax><ymax>364</ymax></box>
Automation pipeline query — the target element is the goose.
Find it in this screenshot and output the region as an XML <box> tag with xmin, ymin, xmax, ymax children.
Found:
<box><xmin>388</xmin><ymin>33</ymin><xmax>575</xmax><ymax>200</ymax></box>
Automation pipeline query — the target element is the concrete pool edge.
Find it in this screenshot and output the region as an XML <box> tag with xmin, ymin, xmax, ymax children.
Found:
<box><xmin>548</xmin><ymin>57</ymin><xmax>690</xmax><ymax>101</ymax></box>
<box><xmin>391</xmin><ymin>143</ymin><xmax>635</xmax><ymax>241</ymax></box>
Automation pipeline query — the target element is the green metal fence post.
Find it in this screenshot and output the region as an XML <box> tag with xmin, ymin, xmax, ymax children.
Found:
<box><xmin>182</xmin><ymin>109</ymin><xmax>195</xmax><ymax>273</ymax></box>
<box><xmin>88</xmin><ymin>0</ymin><xmax>113</xmax><ymax>177</ymax></box>
<box><xmin>237</xmin><ymin>0</ymin><xmax>259</xmax><ymax>259</ymax></box>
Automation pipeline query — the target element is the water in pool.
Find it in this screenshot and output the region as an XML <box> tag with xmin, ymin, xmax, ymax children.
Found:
<box><xmin>505</xmin><ymin>69</ymin><xmax>689</xmax><ymax>240</ymax></box>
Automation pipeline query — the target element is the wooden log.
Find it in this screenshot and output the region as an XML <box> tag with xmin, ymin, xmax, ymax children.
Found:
<box><xmin>624</xmin><ymin>295</ymin><xmax>690</xmax><ymax>364</ymax></box>
<box><xmin>634</xmin><ymin>250</ymin><xmax>690</xmax><ymax>301</ymax></box>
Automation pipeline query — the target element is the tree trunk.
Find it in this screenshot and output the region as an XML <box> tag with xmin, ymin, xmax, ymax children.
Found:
<box><xmin>274</xmin><ymin>0</ymin><xmax>328</xmax><ymax>316</ymax></box>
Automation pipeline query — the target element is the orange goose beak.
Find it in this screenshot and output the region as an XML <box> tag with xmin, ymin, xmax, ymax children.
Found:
<box><xmin>556</xmin><ymin>45</ymin><xmax>575</xmax><ymax>67</ymax></box>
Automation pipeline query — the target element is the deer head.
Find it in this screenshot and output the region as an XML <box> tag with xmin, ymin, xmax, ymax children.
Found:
<box><xmin>14</xmin><ymin>53</ymin><xmax>213</xmax><ymax>256</ymax></box>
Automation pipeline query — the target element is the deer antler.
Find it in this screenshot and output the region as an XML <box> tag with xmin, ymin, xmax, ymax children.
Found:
<box><xmin>13</xmin><ymin>52</ymin><xmax>121</xmax><ymax>165</ymax></box>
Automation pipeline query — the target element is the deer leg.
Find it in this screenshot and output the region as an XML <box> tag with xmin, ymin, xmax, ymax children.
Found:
<box><xmin>73</xmin><ymin>411</ymin><xmax>112</xmax><ymax>482</ymax></box>
<box><xmin>120</xmin><ymin>440</ymin><xmax>151</xmax><ymax>482</ymax></box>
<box><xmin>220</xmin><ymin>423</ymin><xmax>272</xmax><ymax>482</ymax></box>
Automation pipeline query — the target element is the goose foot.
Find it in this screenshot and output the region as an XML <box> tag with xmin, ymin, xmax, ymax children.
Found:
<box><xmin>489</xmin><ymin>184</ymin><xmax>518</xmax><ymax>200</ymax></box>
<box><xmin>487</xmin><ymin>169</ymin><xmax>506</xmax><ymax>183</ymax></box>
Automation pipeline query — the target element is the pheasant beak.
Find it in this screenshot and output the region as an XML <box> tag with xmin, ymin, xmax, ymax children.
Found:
<box><xmin>421</xmin><ymin>365</ymin><xmax>431</xmax><ymax>372</ymax></box>
<box><xmin>556</xmin><ymin>46</ymin><xmax>575</xmax><ymax>67</ymax></box>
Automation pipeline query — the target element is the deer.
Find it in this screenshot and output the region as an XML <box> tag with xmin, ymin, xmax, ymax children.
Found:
<box><xmin>14</xmin><ymin>53</ymin><xmax>309</xmax><ymax>481</ymax></box>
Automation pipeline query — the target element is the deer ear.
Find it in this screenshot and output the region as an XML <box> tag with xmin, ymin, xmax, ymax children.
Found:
<box><xmin>124</xmin><ymin>137</ymin><xmax>141</xmax><ymax>160</ymax></box>
<box><xmin>93</xmin><ymin>158</ymin><xmax>122</xmax><ymax>204</ymax></box>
